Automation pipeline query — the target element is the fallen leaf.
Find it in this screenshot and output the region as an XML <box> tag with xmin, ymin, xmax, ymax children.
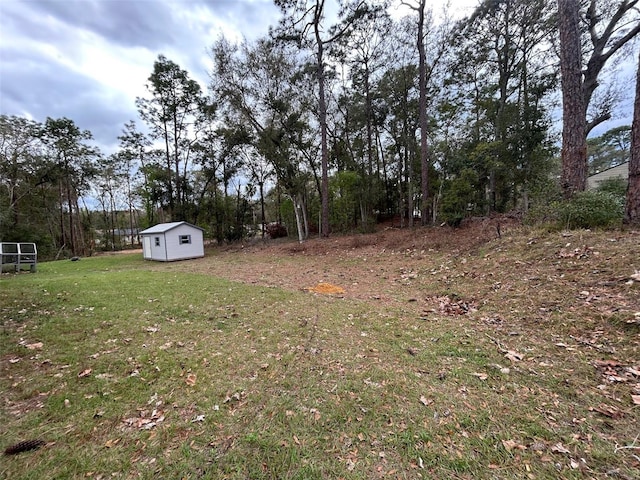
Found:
<box><xmin>489</xmin><ymin>363</ymin><xmax>510</xmax><ymax>374</ymax></box>
<box><xmin>224</xmin><ymin>392</ymin><xmax>242</xmax><ymax>403</ymax></box>
<box><xmin>191</xmin><ymin>414</ymin><xmax>205</xmax><ymax>423</ymax></box>
<box><xmin>502</xmin><ymin>439</ymin><xmax>517</xmax><ymax>451</ymax></box>
<box><xmin>471</xmin><ymin>372</ymin><xmax>488</xmax><ymax>380</ymax></box>
<box><xmin>78</xmin><ymin>368</ymin><xmax>92</xmax><ymax>378</ymax></box>
<box><xmin>104</xmin><ymin>438</ymin><xmax>120</xmax><ymax>448</ymax></box>
<box><xmin>419</xmin><ymin>395</ymin><xmax>433</xmax><ymax>406</ymax></box>
<box><xmin>25</xmin><ymin>342</ymin><xmax>43</xmax><ymax>350</ymax></box>
<box><xmin>505</xmin><ymin>350</ymin><xmax>523</xmax><ymax>362</ymax></box>
<box><xmin>591</xmin><ymin>403</ymin><xmax>624</xmax><ymax>418</ymax></box>
<box><xmin>594</xmin><ymin>359</ymin><xmax>622</xmax><ymax>368</ymax></box>
<box><xmin>631</xmin><ymin>394</ymin><xmax>640</xmax><ymax>405</ymax></box>
<box><xmin>502</xmin><ymin>439</ymin><xmax>527</xmax><ymax>451</ymax></box>
<box><xmin>185</xmin><ymin>373</ymin><xmax>197</xmax><ymax>386</ymax></box>
<box><xmin>530</xmin><ymin>441</ymin><xmax>546</xmax><ymax>452</ymax></box>
<box><xmin>122</xmin><ymin>408</ymin><xmax>165</xmax><ymax>431</ymax></box>
<box><xmin>551</xmin><ymin>443</ymin><xmax>571</xmax><ymax>454</ymax></box>
<box><xmin>435</xmin><ymin>295</ymin><xmax>477</xmax><ymax>315</ymax></box>
<box><xmin>626</xmin><ymin>367</ymin><xmax>640</xmax><ymax>377</ymax></box>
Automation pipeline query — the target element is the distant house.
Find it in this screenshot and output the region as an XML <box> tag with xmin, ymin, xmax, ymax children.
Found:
<box><xmin>587</xmin><ymin>162</ymin><xmax>629</xmax><ymax>190</ymax></box>
<box><xmin>94</xmin><ymin>228</ymin><xmax>140</xmax><ymax>248</ymax></box>
<box><xmin>113</xmin><ymin>228</ymin><xmax>140</xmax><ymax>246</ymax></box>
<box><xmin>140</xmin><ymin>222</ymin><xmax>204</xmax><ymax>262</ymax></box>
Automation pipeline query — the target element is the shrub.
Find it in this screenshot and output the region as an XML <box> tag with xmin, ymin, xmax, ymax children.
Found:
<box><xmin>266</xmin><ymin>222</ymin><xmax>288</xmax><ymax>239</ymax></box>
<box><xmin>439</xmin><ymin>168</ymin><xmax>479</xmax><ymax>227</ymax></box>
<box><xmin>525</xmin><ymin>190</ymin><xmax>624</xmax><ymax>230</ymax></box>
<box><xmin>596</xmin><ymin>177</ymin><xmax>627</xmax><ymax>197</ymax></box>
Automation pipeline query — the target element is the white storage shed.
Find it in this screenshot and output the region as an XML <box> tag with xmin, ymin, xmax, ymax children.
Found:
<box><xmin>140</xmin><ymin>222</ymin><xmax>204</xmax><ymax>262</ymax></box>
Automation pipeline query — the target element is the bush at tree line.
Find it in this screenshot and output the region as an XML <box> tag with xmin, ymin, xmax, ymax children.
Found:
<box><xmin>525</xmin><ymin>185</ymin><xmax>625</xmax><ymax>230</ymax></box>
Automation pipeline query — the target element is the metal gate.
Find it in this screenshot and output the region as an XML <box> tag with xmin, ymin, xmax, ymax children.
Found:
<box><xmin>0</xmin><ymin>243</ymin><xmax>37</xmax><ymax>273</ymax></box>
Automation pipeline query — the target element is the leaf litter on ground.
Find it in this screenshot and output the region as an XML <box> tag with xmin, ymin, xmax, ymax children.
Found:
<box><xmin>1</xmin><ymin>221</ymin><xmax>639</xmax><ymax>479</ymax></box>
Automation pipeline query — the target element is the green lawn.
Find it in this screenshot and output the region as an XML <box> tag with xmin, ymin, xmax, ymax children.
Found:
<box><xmin>1</xmin><ymin>231</ymin><xmax>639</xmax><ymax>479</ymax></box>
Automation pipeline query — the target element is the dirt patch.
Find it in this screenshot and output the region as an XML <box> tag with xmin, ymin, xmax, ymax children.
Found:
<box><xmin>178</xmin><ymin>215</ymin><xmax>519</xmax><ymax>310</ymax></box>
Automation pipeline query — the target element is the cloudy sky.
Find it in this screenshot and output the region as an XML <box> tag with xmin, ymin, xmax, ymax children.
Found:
<box><xmin>1</xmin><ymin>0</ymin><xmax>282</xmax><ymax>152</ymax></box>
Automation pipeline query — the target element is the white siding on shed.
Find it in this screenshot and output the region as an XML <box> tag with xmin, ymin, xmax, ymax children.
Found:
<box><xmin>140</xmin><ymin>222</ymin><xmax>204</xmax><ymax>262</ymax></box>
<box><xmin>165</xmin><ymin>223</ymin><xmax>204</xmax><ymax>261</ymax></box>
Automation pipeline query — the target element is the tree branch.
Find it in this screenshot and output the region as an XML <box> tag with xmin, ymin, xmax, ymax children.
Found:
<box><xmin>586</xmin><ymin>112</ymin><xmax>612</xmax><ymax>135</ymax></box>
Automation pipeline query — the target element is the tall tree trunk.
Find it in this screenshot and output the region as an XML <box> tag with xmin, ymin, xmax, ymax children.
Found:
<box><xmin>625</xmin><ymin>50</ymin><xmax>640</xmax><ymax>225</ymax></box>
<box><xmin>558</xmin><ymin>0</ymin><xmax>587</xmax><ymax>198</ymax></box>
<box><xmin>302</xmin><ymin>194</ymin><xmax>310</xmax><ymax>240</ymax></box>
<box><xmin>64</xmin><ymin>158</ymin><xmax>77</xmax><ymax>256</ymax></box>
<box><xmin>128</xmin><ymin>187</ymin><xmax>136</xmax><ymax>247</ymax></box>
<box><xmin>58</xmin><ymin>180</ymin><xmax>65</xmax><ymax>250</ymax></box>
<box><xmin>417</xmin><ymin>0</ymin><xmax>429</xmax><ymax>225</ymax></box>
<box><xmin>259</xmin><ymin>181</ymin><xmax>266</xmax><ymax>240</ymax></box>
<box><xmin>315</xmin><ymin>12</ymin><xmax>330</xmax><ymax>238</ymax></box>
<box><xmin>293</xmin><ymin>194</ymin><xmax>305</xmax><ymax>243</ymax></box>
<box><xmin>162</xmin><ymin>118</ymin><xmax>174</xmax><ymax>219</ymax></box>
<box><xmin>110</xmin><ymin>190</ymin><xmax>117</xmax><ymax>250</ymax></box>
<box><xmin>173</xmin><ymin>111</ymin><xmax>182</xmax><ymax>220</ymax></box>
<box><xmin>74</xmin><ymin>196</ymin><xmax>85</xmax><ymax>256</ymax></box>
<box><xmin>407</xmin><ymin>150</ymin><xmax>414</xmax><ymax>227</ymax></box>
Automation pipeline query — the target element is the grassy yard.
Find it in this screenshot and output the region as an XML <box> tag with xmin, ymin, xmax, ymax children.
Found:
<box><xmin>1</xmin><ymin>227</ymin><xmax>639</xmax><ymax>479</ymax></box>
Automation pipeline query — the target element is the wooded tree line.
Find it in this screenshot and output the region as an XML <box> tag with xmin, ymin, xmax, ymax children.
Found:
<box><xmin>1</xmin><ymin>0</ymin><xmax>639</xmax><ymax>257</ymax></box>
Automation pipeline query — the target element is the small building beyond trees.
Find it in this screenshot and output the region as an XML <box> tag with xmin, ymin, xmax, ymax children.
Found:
<box><xmin>586</xmin><ymin>162</ymin><xmax>629</xmax><ymax>190</ymax></box>
<box><xmin>140</xmin><ymin>222</ymin><xmax>204</xmax><ymax>262</ymax></box>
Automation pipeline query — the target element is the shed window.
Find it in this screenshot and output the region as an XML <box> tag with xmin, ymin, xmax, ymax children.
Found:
<box><xmin>179</xmin><ymin>235</ymin><xmax>191</xmax><ymax>245</ymax></box>
<box><xmin>154</xmin><ymin>237</ymin><xmax>160</xmax><ymax>246</ymax></box>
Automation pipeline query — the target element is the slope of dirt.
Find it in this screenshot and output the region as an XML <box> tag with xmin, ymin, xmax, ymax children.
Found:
<box><xmin>165</xmin><ymin>217</ymin><xmax>639</xmax><ymax>337</ymax></box>
<box><xmin>192</xmin><ymin>216</ymin><xmax>515</xmax><ymax>307</ymax></box>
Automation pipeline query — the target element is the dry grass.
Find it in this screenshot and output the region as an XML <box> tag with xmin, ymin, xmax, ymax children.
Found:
<box><xmin>1</xmin><ymin>221</ymin><xmax>639</xmax><ymax>479</ymax></box>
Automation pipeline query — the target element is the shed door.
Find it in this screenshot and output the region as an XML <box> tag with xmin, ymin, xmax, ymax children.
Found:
<box><xmin>143</xmin><ymin>236</ymin><xmax>152</xmax><ymax>259</ymax></box>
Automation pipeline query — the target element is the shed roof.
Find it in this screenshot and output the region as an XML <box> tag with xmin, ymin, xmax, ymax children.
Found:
<box><xmin>140</xmin><ymin>221</ymin><xmax>203</xmax><ymax>235</ymax></box>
